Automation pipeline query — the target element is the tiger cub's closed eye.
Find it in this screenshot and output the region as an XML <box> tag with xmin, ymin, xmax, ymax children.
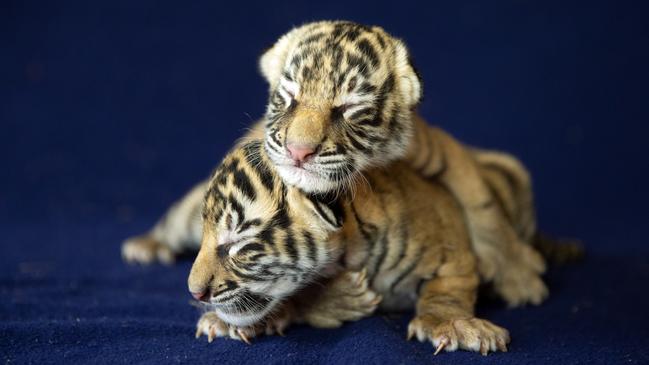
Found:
<box><xmin>331</xmin><ymin>103</ymin><xmax>361</xmax><ymax>121</ymax></box>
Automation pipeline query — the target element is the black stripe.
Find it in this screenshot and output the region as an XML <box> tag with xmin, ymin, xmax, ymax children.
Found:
<box><xmin>390</xmin><ymin>246</ymin><xmax>424</xmax><ymax>293</ymax></box>
<box><xmin>237</xmin><ymin>218</ymin><xmax>262</xmax><ymax>233</ymax></box>
<box><xmin>212</xmin><ymin>280</ymin><xmax>239</xmax><ymax>297</ymax></box>
<box><xmin>237</xmin><ymin>242</ymin><xmax>265</xmax><ymax>255</ymax></box>
<box><xmin>233</xmin><ymin>168</ymin><xmax>256</xmax><ymax>201</ymax></box>
<box><xmin>217</xmin><ymin>244</ymin><xmax>229</xmax><ymax>258</ymax></box>
<box><xmin>248</xmin><ymin>253</ymin><xmax>265</xmax><ymax>262</ymax></box>
<box><xmin>265</xmin><ymin>137</ymin><xmax>283</xmax><ymax>154</ymax></box>
<box><xmin>306</xmin><ymin>193</ymin><xmax>344</xmax><ymax>228</ymax></box>
<box><xmin>302</xmin><ymin>230</ymin><xmax>317</xmax><ymax>264</ymax></box>
<box><xmin>258</xmin><ymin>225</ymin><xmax>275</xmax><ymax>246</ymax></box>
<box><xmin>371</xmin><ymin>231</ymin><xmax>389</xmax><ymax>280</ymax></box>
<box><xmin>284</xmin><ymin>233</ymin><xmax>298</xmax><ymax>260</ymax></box>
<box><xmin>387</xmin><ymin>112</ymin><xmax>403</xmax><ymax>135</ymax></box>
<box><xmin>271</xmin><ymin>207</ymin><xmax>291</xmax><ymax>229</ymax></box>
<box><xmin>357</xmin><ymin>82</ymin><xmax>377</xmax><ymax>95</ymax></box>
<box><xmin>225</xmin><ymin>213</ymin><xmax>233</xmax><ymax>231</ymax></box>
<box><xmin>345</xmin><ymin>52</ymin><xmax>370</xmax><ymax>77</ymax></box>
<box><xmin>357</xmin><ymin>118</ymin><xmax>383</xmax><ymax>127</ymax></box>
<box><xmin>282</xmin><ymin>70</ymin><xmax>293</xmax><ymax>82</ymax></box>
<box><xmin>375</xmin><ymin>32</ymin><xmax>386</xmax><ymax>49</ymax></box>
<box><xmin>351</xmin><ymin>203</ymin><xmax>379</xmax><ymax>267</ymax></box>
<box><xmin>298</xmin><ymin>32</ymin><xmax>326</xmax><ymax>46</ymax></box>
<box><xmin>231</xmin><ymin>267</ymin><xmax>262</xmax><ymax>281</ymax></box>
<box><xmin>301</xmin><ymin>66</ymin><xmax>313</xmax><ymax>80</ymax></box>
<box><xmin>228</xmin><ymin>194</ymin><xmax>245</xmax><ymax>223</ymax></box>
<box><xmin>387</xmin><ymin>223</ymin><xmax>409</xmax><ymax>271</ymax></box>
<box><xmin>376</xmin><ymin>73</ymin><xmax>395</xmax><ymax>118</ymax></box>
<box><xmin>290</xmin><ymin>54</ymin><xmax>302</xmax><ymax>69</ymax></box>
<box><xmin>349</xmin><ymin>107</ymin><xmax>375</xmax><ymax>121</ymax></box>
<box><xmin>248</xmin><ymin>159</ymin><xmax>274</xmax><ymax>193</ymax></box>
<box><xmin>244</xmin><ymin>143</ymin><xmax>274</xmax><ymax>193</ymax></box>
<box><xmin>331</xmin><ymin>23</ymin><xmax>345</xmax><ymax>39</ymax></box>
<box><xmin>311</xmin><ymin>200</ymin><xmax>339</xmax><ymax>228</ymax></box>
<box><xmin>344</xmin><ymin>28</ymin><xmax>361</xmax><ymax>42</ymax></box>
<box><xmin>345</xmin><ymin>130</ymin><xmax>370</xmax><ymax>153</ymax></box>
<box><xmin>346</xmin><ymin>76</ymin><xmax>358</xmax><ymax>93</ymax></box>
<box><xmin>357</xmin><ymin>39</ymin><xmax>379</xmax><ymax>68</ymax></box>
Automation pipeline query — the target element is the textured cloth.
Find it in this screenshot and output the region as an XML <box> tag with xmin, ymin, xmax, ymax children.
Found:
<box><xmin>2</xmin><ymin>1</ymin><xmax>648</xmax><ymax>364</ymax></box>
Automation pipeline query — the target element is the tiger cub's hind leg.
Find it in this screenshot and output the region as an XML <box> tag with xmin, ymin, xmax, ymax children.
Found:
<box><xmin>122</xmin><ymin>235</ymin><xmax>177</xmax><ymax>265</ymax></box>
<box><xmin>122</xmin><ymin>181</ymin><xmax>207</xmax><ymax>265</ymax></box>
<box><xmin>407</xmin><ymin>253</ymin><xmax>510</xmax><ymax>355</ymax></box>
<box><xmin>407</xmin><ymin>120</ymin><xmax>547</xmax><ymax>307</ymax></box>
<box><xmin>474</xmin><ymin>150</ymin><xmax>549</xmax><ymax>307</ymax></box>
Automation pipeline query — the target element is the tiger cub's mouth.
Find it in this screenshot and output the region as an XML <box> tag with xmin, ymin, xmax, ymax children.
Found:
<box><xmin>275</xmin><ymin>163</ymin><xmax>341</xmax><ymax>193</ymax></box>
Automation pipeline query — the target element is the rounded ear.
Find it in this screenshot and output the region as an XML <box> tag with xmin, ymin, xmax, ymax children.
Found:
<box><xmin>393</xmin><ymin>40</ymin><xmax>423</xmax><ymax>107</ymax></box>
<box><xmin>259</xmin><ymin>28</ymin><xmax>301</xmax><ymax>88</ymax></box>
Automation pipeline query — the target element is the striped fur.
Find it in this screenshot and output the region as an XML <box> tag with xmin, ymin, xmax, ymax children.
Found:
<box><xmin>188</xmin><ymin>139</ymin><xmax>511</xmax><ymax>354</ymax></box>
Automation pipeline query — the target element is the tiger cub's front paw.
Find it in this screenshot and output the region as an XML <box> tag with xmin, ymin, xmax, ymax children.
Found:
<box><xmin>408</xmin><ymin>315</ymin><xmax>510</xmax><ymax>356</ymax></box>
<box><xmin>195</xmin><ymin>304</ymin><xmax>296</xmax><ymax>344</ymax></box>
<box><xmin>302</xmin><ymin>269</ymin><xmax>382</xmax><ymax>328</ymax></box>
<box><xmin>262</xmin><ymin>302</ymin><xmax>296</xmax><ymax>336</ymax></box>
<box><xmin>121</xmin><ymin>235</ymin><xmax>176</xmax><ymax>265</ymax></box>
<box><xmin>195</xmin><ymin>312</ymin><xmax>260</xmax><ymax>344</ymax></box>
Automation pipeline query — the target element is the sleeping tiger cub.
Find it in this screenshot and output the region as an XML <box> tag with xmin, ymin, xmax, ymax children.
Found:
<box><xmin>187</xmin><ymin>139</ymin><xmax>510</xmax><ymax>355</ymax></box>
<box><xmin>123</xmin><ymin>20</ymin><xmax>547</xmax><ymax>307</ymax></box>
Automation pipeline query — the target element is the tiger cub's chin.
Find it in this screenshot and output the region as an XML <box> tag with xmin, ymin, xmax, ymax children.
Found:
<box><xmin>275</xmin><ymin>164</ymin><xmax>339</xmax><ymax>194</ymax></box>
<box><xmin>213</xmin><ymin>299</ymin><xmax>280</xmax><ymax>327</ymax></box>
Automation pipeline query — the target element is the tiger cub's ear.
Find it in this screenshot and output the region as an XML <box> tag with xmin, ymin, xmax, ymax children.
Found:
<box><xmin>259</xmin><ymin>27</ymin><xmax>301</xmax><ymax>88</ymax></box>
<box><xmin>393</xmin><ymin>40</ymin><xmax>423</xmax><ymax>108</ymax></box>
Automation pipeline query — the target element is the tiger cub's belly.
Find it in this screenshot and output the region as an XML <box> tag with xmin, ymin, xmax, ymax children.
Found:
<box><xmin>371</xmin><ymin>270</ymin><xmax>421</xmax><ymax>312</ymax></box>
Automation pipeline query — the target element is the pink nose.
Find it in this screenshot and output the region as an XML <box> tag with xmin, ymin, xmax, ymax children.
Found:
<box><xmin>286</xmin><ymin>144</ymin><xmax>316</xmax><ymax>163</ymax></box>
<box><xmin>191</xmin><ymin>291</ymin><xmax>208</xmax><ymax>302</ymax></box>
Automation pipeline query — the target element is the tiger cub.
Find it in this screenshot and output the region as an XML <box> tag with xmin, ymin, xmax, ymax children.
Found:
<box><xmin>123</xmin><ymin>20</ymin><xmax>547</xmax><ymax>307</ymax></box>
<box><xmin>187</xmin><ymin>139</ymin><xmax>510</xmax><ymax>355</ymax></box>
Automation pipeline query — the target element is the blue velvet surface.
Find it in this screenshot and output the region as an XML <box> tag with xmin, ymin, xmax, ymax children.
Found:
<box><xmin>2</xmin><ymin>1</ymin><xmax>648</xmax><ymax>364</ymax></box>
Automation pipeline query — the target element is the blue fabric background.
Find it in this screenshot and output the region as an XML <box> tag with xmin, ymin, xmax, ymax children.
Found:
<box><xmin>2</xmin><ymin>1</ymin><xmax>648</xmax><ymax>364</ymax></box>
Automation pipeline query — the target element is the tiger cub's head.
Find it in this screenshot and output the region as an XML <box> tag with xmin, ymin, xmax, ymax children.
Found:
<box><xmin>261</xmin><ymin>21</ymin><xmax>422</xmax><ymax>193</ymax></box>
<box><xmin>188</xmin><ymin>140</ymin><xmax>345</xmax><ymax>326</ymax></box>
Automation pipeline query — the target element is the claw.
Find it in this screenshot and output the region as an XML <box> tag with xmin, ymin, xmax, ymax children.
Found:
<box><xmin>276</xmin><ymin>326</ymin><xmax>285</xmax><ymax>337</ymax></box>
<box><xmin>434</xmin><ymin>337</ymin><xmax>449</xmax><ymax>355</ymax></box>
<box><xmin>480</xmin><ymin>340</ymin><xmax>488</xmax><ymax>356</ymax></box>
<box><xmin>208</xmin><ymin>326</ymin><xmax>216</xmax><ymax>343</ymax></box>
<box><xmin>497</xmin><ymin>339</ymin><xmax>508</xmax><ymax>352</ymax></box>
<box><xmin>237</xmin><ymin>329</ymin><xmax>251</xmax><ymax>345</ymax></box>
<box><xmin>356</xmin><ymin>269</ymin><xmax>367</xmax><ymax>286</ymax></box>
<box><xmin>195</xmin><ymin>326</ymin><xmax>202</xmax><ymax>339</ymax></box>
<box><xmin>371</xmin><ymin>295</ymin><xmax>383</xmax><ymax>306</ymax></box>
<box><xmin>407</xmin><ymin>326</ymin><xmax>415</xmax><ymax>341</ymax></box>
